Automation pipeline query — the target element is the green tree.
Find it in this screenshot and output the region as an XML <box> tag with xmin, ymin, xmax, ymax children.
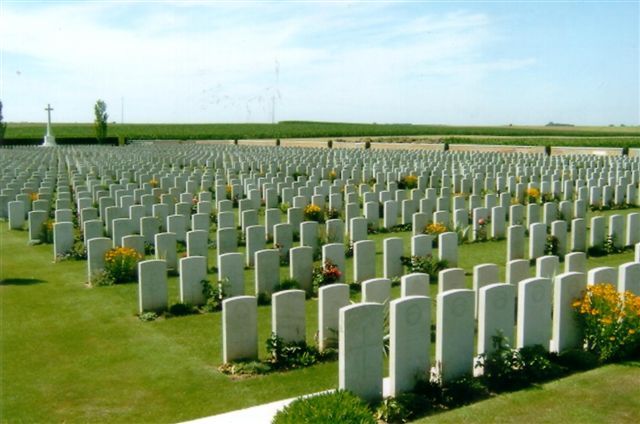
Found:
<box><xmin>0</xmin><ymin>100</ymin><xmax>6</xmax><ymax>142</ymax></box>
<box><xmin>94</xmin><ymin>100</ymin><xmax>108</xmax><ymax>143</ymax></box>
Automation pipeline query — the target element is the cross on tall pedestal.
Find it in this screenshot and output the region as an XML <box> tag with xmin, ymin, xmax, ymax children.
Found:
<box><xmin>45</xmin><ymin>104</ymin><xmax>54</xmax><ymax>136</ymax></box>
<box><xmin>42</xmin><ymin>103</ymin><xmax>57</xmax><ymax>146</ymax></box>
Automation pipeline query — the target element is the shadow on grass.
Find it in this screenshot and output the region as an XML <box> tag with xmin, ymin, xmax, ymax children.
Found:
<box><xmin>0</xmin><ymin>278</ymin><xmax>46</xmax><ymax>286</ymax></box>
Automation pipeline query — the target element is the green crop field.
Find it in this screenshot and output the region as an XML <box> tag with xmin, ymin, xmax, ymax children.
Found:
<box><xmin>3</xmin><ymin>121</ymin><xmax>640</xmax><ymax>148</ymax></box>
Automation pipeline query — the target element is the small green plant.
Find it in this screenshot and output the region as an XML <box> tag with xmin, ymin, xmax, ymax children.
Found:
<box><xmin>475</xmin><ymin>332</ymin><xmax>528</xmax><ymax>392</ymax></box>
<box><xmin>167</xmin><ymin>302</ymin><xmax>197</xmax><ymax>317</ymax></box>
<box><xmin>90</xmin><ymin>269</ymin><xmax>115</xmax><ymax>287</ymax></box>
<box><xmin>545</xmin><ymin>234</ymin><xmax>559</xmax><ymax>256</ymax></box>
<box><xmin>41</xmin><ymin>219</ymin><xmax>54</xmax><ymax>243</ymax></box>
<box><xmin>400</xmin><ymin>255</ymin><xmax>447</xmax><ymax>282</ymax></box>
<box><xmin>218</xmin><ymin>360</ymin><xmax>272</xmax><ymax>376</ymax></box>
<box><xmin>397</xmin><ymin>175</ymin><xmax>418</xmax><ymax>190</ymax></box>
<box><xmin>139</xmin><ymin>311</ymin><xmax>158</xmax><ymax>322</ymax></box>
<box><xmin>273</xmin><ymin>278</ymin><xmax>300</xmax><ymax>293</ymax></box>
<box><xmin>375</xmin><ymin>396</ymin><xmax>413</xmax><ymax>423</ymax></box>
<box><xmin>273</xmin><ymin>390</ymin><xmax>376</xmax><ymax>424</ymax></box>
<box><xmin>279</xmin><ymin>202</ymin><xmax>290</xmax><ymax>214</ymax></box>
<box><xmin>325</xmin><ymin>207</ymin><xmax>341</xmax><ymax>220</ymax></box>
<box><xmin>266</xmin><ymin>333</ymin><xmax>316</xmax><ymax>369</ymax></box>
<box><xmin>58</xmin><ymin>241</ymin><xmax>87</xmax><ymax>261</ymax></box>
<box><xmin>518</xmin><ymin>344</ymin><xmax>565</xmax><ymax>382</ymax></box>
<box><xmin>439</xmin><ymin>374</ymin><xmax>489</xmax><ymax>408</ymax></box>
<box><xmin>602</xmin><ymin>234</ymin><xmax>623</xmax><ymax>255</ymax></box>
<box><xmin>257</xmin><ymin>292</ymin><xmax>271</xmax><ymax>305</ymax></box>
<box><xmin>201</xmin><ymin>278</ymin><xmax>228</xmax><ymax>312</ymax></box>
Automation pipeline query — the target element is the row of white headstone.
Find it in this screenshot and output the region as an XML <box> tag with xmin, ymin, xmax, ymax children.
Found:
<box><xmin>217</xmin><ymin>255</ymin><xmax>639</xmax><ymax>401</ymax></box>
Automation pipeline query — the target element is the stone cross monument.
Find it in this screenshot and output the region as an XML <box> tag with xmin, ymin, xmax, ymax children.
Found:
<box><xmin>42</xmin><ymin>103</ymin><xmax>57</xmax><ymax>147</ymax></box>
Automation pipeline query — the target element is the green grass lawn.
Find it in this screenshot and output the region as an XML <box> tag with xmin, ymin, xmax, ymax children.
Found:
<box><xmin>415</xmin><ymin>360</ymin><xmax>640</xmax><ymax>423</ymax></box>
<box><xmin>3</xmin><ymin>121</ymin><xmax>639</xmax><ymax>147</ymax></box>
<box><xmin>1</xmin><ymin>207</ymin><xmax>638</xmax><ymax>422</ymax></box>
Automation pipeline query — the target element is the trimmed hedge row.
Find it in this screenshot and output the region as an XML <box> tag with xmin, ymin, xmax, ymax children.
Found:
<box><xmin>1</xmin><ymin>137</ymin><xmax>119</xmax><ymax>146</ymax></box>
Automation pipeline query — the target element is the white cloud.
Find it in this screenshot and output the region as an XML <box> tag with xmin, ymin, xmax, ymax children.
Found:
<box><xmin>0</xmin><ymin>2</ymin><xmax>539</xmax><ymax>123</ymax></box>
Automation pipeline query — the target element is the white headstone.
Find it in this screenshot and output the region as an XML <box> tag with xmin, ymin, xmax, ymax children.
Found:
<box><xmin>222</xmin><ymin>296</ymin><xmax>258</xmax><ymax>363</ymax></box>
<box><xmin>339</xmin><ymin>303</ymin><xmax>384</xmax><ymax>402</ymax></box>
<box><xmin>389</xmin><ymin>296</ymin><xmax>431</xmax><ymax>396</ymax></box>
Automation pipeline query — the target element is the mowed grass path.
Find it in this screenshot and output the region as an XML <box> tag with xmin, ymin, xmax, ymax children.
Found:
<box><xmin>1</xmin><ymin>207</ymin><xmax>639</xmax><ymax>422</ymax></box>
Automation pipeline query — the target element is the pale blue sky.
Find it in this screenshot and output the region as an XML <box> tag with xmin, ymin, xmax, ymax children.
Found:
<box><xmin>1</xmin><ymin>1</ymin><xmax>638</xmax><ymax>125</ymax></box>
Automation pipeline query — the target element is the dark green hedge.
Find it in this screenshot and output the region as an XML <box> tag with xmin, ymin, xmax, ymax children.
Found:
<box><xmin>0</xmin><ymin>137</ymin><xmax>119</xmax><ymax>146</ymax></box>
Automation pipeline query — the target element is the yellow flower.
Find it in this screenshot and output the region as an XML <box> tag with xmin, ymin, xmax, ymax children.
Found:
<box><xmin>526</xmin><ymin>187</ymin><xmax>540</xmax><ymax>199</ymax></box>
<box><xmin>425</xmin><ymin>222</ymin><xmax>448</xmax><ymax>235</ymax></box>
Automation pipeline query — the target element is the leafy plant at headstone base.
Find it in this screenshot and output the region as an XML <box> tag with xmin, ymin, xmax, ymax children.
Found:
<box><xmin>397</xmin><ymin>175</ymin><xmax>418</xmax><ymax>190</ymax></box>
<box><xmin>392</xmin><ymin>223</ymin><xmax>412</xmax><ymax>232</ymax></box>
<box><xmin>201</xmin><ymin>278</ymin><xmax>228</xmax><ymax>312</ymax></box>
<box><xmin>474</xmin><ymin>218</ymin><xmax>488</xmax><ymax>242</ymax></box>
<box><xmin>400</xmin><ymin>255</ymin><xmax>447</xmax><ymax>282</ymax></box>
<box><xmin>518</xmin><ymin>344</ymin><xmax>566</xmax><ymax>382</ymax></box>
<box><xmin>104</xmin><ymin>246</ymin><xmax>142</xmax><ymax>283</ymax></box>
<box><xmin>312</xmin><ymin>259</ymin><xmax>342</xmax><ymax>294</ymax></box>
<box><xmin>367</xmin><ymin>222</ymin><xmax>379</xmax><ymax>234</ymax></box>
<box><xmin>190</xmin><ymin>197</ymin><xmax>198</xmax><ymax>214</ymax></box>
<box><xmin>40</xmin><ymin>219</ymin><xmax>54</xmax><ymax>244</ymax></box>
<box><xmin>573</xmin><ymin>283</ymin><xmax>640</xmax><ymax>362</ymax></box>
<box><xmin>303</xmin><ymin>203</ymin><xmax>324</xmax><ymax>222</ymax></box>
<box><xmin>94</xmin><ymin>99</ymin><xmax>108</xmax><ymax>144</ymax></box>
<box><xmin>325</xmin><ymin>207</ymin><xmax>341</xmax><ymax>220</ymax></box>
<box><xmin>272</xmin><ymin>390</ymin><xmax>376</xmax><ymax>424</ymax></box>
<box><xmin>59</xmin><ymin>241</ymin><xmax>87</xmax><ymax>261</ymax></box>
<box><xmin>273</xmin><ymin>278</ymin><xmax>300</xmax><ymax>293</ymax></box>
<box><xmin>89</xmin><ymin>269</ymin><xmax>115</xmax><ymax>287</ymax></box>
<box><xmin>257</xmin><ymin>292</ymin><xmax>271</xmax><ymax>306</ymax></box>
<box><xmin>345</xmin><ymin>240</ymin><xmax>354</xmax><ymax>258</ymax></box>
<box><xmin>374</xmin><ymin>395</ymin><xmax>415</xmax><ymax>423</ymax></box>
<box><xmin>167</xmin><ymin>302</ymin><xmax>198</xmax><ymax>317</ymax></box>
<box><xmin>602</xmin><ymin>234</ymin><xmax>623</xmax><ymax>255</ymax></box>
<box><xmin>526</xmin><ymin>187</ymin><xmax>540</xmax><ymax>204</ymax></box>
<box><xmin>218</xmin><ymin>360</ymin><xmax>272</xmax><ymax>376</ymax></box>
<box><xmin>279</xmin><ymin>202</ymin><xmax>290</xmax><ymax>214</ymax></box>
<box><xmin>455</xmin><ymin>225</ymin><xmax>471</xmax><ymax>245</ymax></box>
<box><xmin>475</xmin><ymin>331</ymin><xmax>529</xmax><ymax>392</ymax></box>
<box><xmin>292</xmin><ymin>171</ymin><xmax>307</xmax><ymax>180</ymax></box>
<box><xmin>265</xmin><ymin>333</ymin><xmax>336</xmax><ymax>370</ymax></box>
<box><xmin>139</xmin><ymin>311</ymin><xmax>159</xmax><ymax>322</ymax></box>
<box><xmin>144</xmin><ymin>242</ymin><xmax>155</xmax><ymax>255</ymax></box>
<box><xmin>424</xmin><ymin>222</ymin><xmax>448</xmax><ymax>237</ymax></box>
<box><xmin>544</xmin><ymin>234</ymin><xmax>560</xmax><ymax>256</ymax></box>
<box><xmin>328</xmin><ymin>170</ymin><xmax>337</xmax><ymax>182</ymax></box>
